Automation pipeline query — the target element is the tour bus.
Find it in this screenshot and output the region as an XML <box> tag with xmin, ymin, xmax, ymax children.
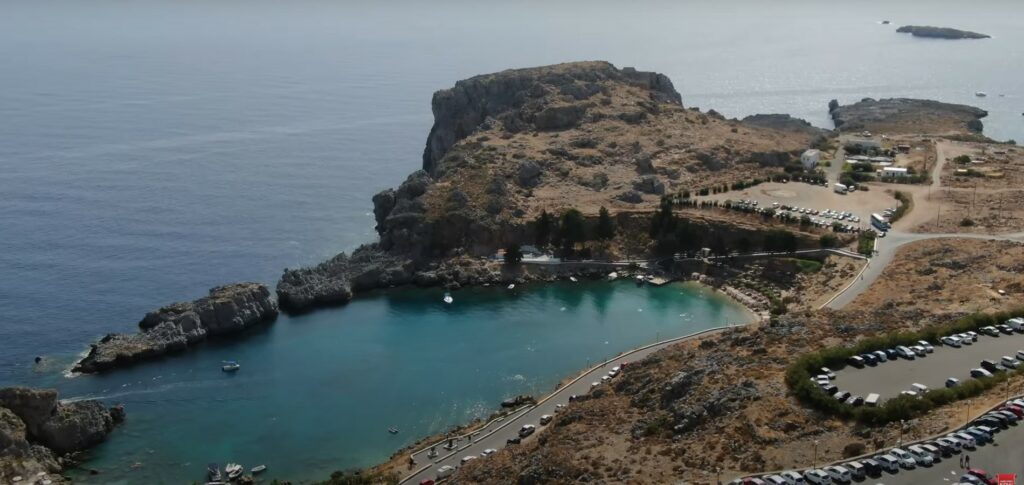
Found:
<box><xmin>871</xmin><ymin>213</ymin><xmax>890</xmax><ymax>231</ymax></box>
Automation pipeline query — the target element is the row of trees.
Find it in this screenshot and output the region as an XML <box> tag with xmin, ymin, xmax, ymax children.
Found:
<box><xmin>649</xmin><ymin>199</ymin><xmax>800</xmax><ymax>256</ymax></box>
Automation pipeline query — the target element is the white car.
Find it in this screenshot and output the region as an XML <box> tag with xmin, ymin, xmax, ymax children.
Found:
<box><xmin>480</xmin><ymin>448</ymin><xmax>497</xmax><ymax>457</ymax></box>
<box><xmin>461</xmin><ymin>455</ymin><xmax>478</xmax><ymax>464</ymax></box>
<box><xmin>889</xmin><ymin>448</ymin><xmax>917</xmax><ymax>469</ymax></box>
<box><xmin>539</xmin><ymin>414</ymin><xmax>553</xmax><ymax>425</ymax></box>
<box><xmin>591</xmin><ymin>381</ymin><xmax>600</xmax><ymax>387</ymax></box>
<box><xmin>918</xmin><ymin>340</ymin><xmax>934</xmax><ymax>353</ymax></box>
<box><xmin>518</xmin><ymin>424</ymin><xmax>536</xmax><ymax>437</ymax></box>
<box><xmin>875</xmin><ymin>454</ymin><xmax>900</xmax><ymax>473</ymax></box>
<box><xmin>781</xmin><ymin>471</ymin><xmax>806</xmax><ymax>484</ymax></box>
<box><xmin>824</xmin><ymin>465</ymin><xmax>851</xmax><ymax>483</ymax></box>
<box><xmin>951</xmin><ymin>432</ymin><xmax>977</xmax><ymax>448</ymax></box>
<box><xmin>910</xmin><ymin>345</ymin><xmax>927</xmax><ymax>356</ymax></box>
<box><xmin>436</xmin><ymin>465</ymin><xmax>456</xmax><ymax>478</ymax></box>
<box><xmin>959</xmin><ymin>333</ymin><xmax>974</xmax><ymax>345</ymax></box>
<box><xmin>942</xmin><ymin>336</ymin><xmax>962</xmax><ymax>347</ymax></box>
<box><xmin>554</xmin><ymin>404</ymin><xmax>566</xmax><ymax>413</ymax></box>
<box><xmin>803</xmin><ymin>469</ymin><xmax>831</xmax><ymax>484</ymax></box>
<box><xmin>907</xmin><ymin>445</ymin><xmax>934</xmax><ymax>466</ymax></box>
<box><xmin>820</xmin><ymin>367</ymin><xmax>836</xmax><ymax>379</ymax></box>
<box><xmin>1002</xmin><ymin>356</ymin><xmax>1019</xmax><ymax>369</ymax></box>
<box><xmin>764</xmin><ymin>475</ymin><xmax>788</xmax><ymax>485</ymax></box>
<box><xmin>936</xmin><ymin>437</ymin><xmax>961</xmax><ymax>452</ymax></box>
<box><xmin>896</xmin><ymin>346</ymin><xmax>916</xmax><ymax>359</ymax></box>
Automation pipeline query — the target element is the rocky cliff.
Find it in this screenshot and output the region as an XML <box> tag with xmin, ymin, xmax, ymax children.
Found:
<box><xmin>830</xmin><ymin>97</ymin><xmax>988</xmax><ymax>135</ymax></box>
<box><xmin>0</xmin><ymin>387</ymin><xmax>123</xmax><ymax>482</ymax></box>
<box><xmin>896</xmin><ymin>25</ymin><xmax>990</xmax><ymax>39</ymax></box>
<box><xmin>73</xmin><ymin>283</ymin><xmax>278</xmax><ymax>373</ymax></box>
<box><xmin>276</xmin><ymin>61</ymin><xmax>824</xmax><ymax>313</ymax></box>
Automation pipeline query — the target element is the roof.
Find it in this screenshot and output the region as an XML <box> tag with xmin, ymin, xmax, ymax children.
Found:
<box><xmin>802</xmin><ymin>149</ymin><xmax>821</xmax><ymax>156</ymax></box>
<box><xmin>882</xmin><ymin>166</ymin><xmax>908</xmax><ymax>172</ymax></box>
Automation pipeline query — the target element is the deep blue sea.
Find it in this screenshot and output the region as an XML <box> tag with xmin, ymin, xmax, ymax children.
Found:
<box><xmin>1</xmin><ymin>0</ymin><xmax>1022</xmax><ymax>482</ymax></box>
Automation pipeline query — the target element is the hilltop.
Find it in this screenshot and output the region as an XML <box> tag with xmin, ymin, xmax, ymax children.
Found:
<box><xmin>896</xmin><ymin>25</ymin><xmax>990</xmax><ymax>39</ymax></box>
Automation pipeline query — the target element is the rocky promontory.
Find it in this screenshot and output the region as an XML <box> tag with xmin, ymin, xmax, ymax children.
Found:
<box><xmin>896</xmin><ymin>25</ymin><xmax>990</xmax><ymax>39</ymax></box>
<box><xmin>73</xmin><ymin>283</ymin><xmax>278</xmax><ymax>373</ymax></box>
<box><xmin>0</xmin><ymin>387</ymin><xmax>123</xmax><ymax>482</ymax></box>
<box><xmin>830</xmin><ymin>97</ymin><xmax>988</xmax><ymax>135</ymax></box>
<box><xmin>276</xmin><ymin>61</ymin><xmax>827</xmax><ymax>313</ymax></box>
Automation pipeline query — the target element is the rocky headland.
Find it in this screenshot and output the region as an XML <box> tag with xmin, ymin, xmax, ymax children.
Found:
<box><xmin>896</xmin><ymin>25</ymin><xmax>990</xmax><ymax>39</ymax></box>
<box><xmin>829</xmin><ymin>97</ymin><xmax>988</xmax><ymax>135</ymax></box>
<box><xmin>0</xmin><ymin>387</ymin><xmax>123</xmax><ymax>483</ymax></box>
<box><xmin>73</xmin><ymin>283</ymin><xmax>277</xmax><ymax>373</ymax></box>
<box><xmin>276</xmin><ymin>61</ymin><xmax>826</xmax><ymax>313</ymax></box>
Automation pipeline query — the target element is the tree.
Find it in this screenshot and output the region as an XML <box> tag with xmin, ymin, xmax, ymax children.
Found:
<box><xmin>596</xmin><ymin>206</ymin><xmax>616</xmax><ymax>241</ymax></box>
<box><xmin>819</xmin><ymin>233</ymin><xmax>839</xmax><ymax>248</ymax></box>
<box><xmin>534</xmin><ymin>210</ymin><xmax>555</xmax><ymax>247</ymax></box>
<box><xmin>504</xmin><ymin>244</ymin><xmax>523</xmax><ymax>265</ymax></box>
<box><xmin>559</xmin><ymin>209</ymin><xmax>586</xmax><ymax>253</ymax></box>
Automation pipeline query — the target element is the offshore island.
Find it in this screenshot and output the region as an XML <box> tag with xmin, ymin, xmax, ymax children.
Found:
<box><xmin>5</xmin><ymin>61</ymin><xmax>1024</xmax><ymax>484</ymax></box>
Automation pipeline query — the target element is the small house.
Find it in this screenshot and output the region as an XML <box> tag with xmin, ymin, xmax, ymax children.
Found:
<box><xmin>800</xmin><ymin>149</ymin><xmax>822</xmax><ymax>170</ymax></box>
<box><xmin>880</xmin><ymin>166</ymin><xmax>909</xmax><ymax>178</ymax></box>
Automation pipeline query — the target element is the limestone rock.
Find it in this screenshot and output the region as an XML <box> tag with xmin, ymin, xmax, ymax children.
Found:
<box><xmin>277</xmin><ymin>244</ymin><xmax>414</xmax><ymax>313</ymax></box>
<box><xmin>73</xmin><ymin>283</ymin><xmax>277</xmax><ymax>373</ymax></box>
<box><xmin>633</xmin><ymin>175</ymin><xmax>665</xmax><ymax>195</ymax></box>
<box><xmin>616</xmin><ymin>190</ymin><xmax>643</xmax><ymax>204</ymax></box>
<box><xmin>516</xmin><ymin>161</ymin><xmax>542</xmax><ymax>187</ymax></box>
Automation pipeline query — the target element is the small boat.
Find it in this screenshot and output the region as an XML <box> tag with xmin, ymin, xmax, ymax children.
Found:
<box><xmin>975</xmin><ymin>91</ymin><xmax>987</xmax><ymax>97</ymax></box>
<box><xmin>607</xmin><ymin>272</ymin><xmax>619</xmax><ymax>281</ymax></box>
<box><xmin>225</xmin><ymin>463</ymin><xmax>243</xmax><ymax>480</ymax></box>
<box><xmin>388</xmin><ymin>427</ymin><xmax>399</xmax><ymax>434</ymax></box>
<box><xmin>221</xmin><ymin>361</ymin><xmax>240</xmax><ymax>372</ymax></box>
<box><xmin>507</xmin><ymin>283</ymin><xmax>515</xmax><ymax>290</ymax></box>
<box><xmin>881</xmin><ymin>20</ymin><xmax>890</xmax><ymax>24</ymax></box>
<box><xmin>207</xmin><ymin>463</ymin><xmax>222</xmax><ymax>481</ymax></box>
<box><xmin>443</xmin><ymin>293</ymin><xmax>453</xmax><ymax>304</ymax></box>
<box><xmin>251</xmin><ymin>465</ymin><xmax>267</xmax><ymax>474</ymax></box>
<box><xmin>568</xmin><ymin>276</ymin><xmax>577</xmax><ymax>282</ymax></box>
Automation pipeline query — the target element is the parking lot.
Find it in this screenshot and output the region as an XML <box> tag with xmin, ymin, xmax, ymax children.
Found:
<box><xmin>834</xmin><ymin>330</ymin><xmax>1024</xmax><ymax>402</ymax></box>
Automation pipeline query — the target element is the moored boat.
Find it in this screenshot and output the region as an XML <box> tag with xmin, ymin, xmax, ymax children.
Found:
<box><xmin>207</xmin><ymin>463</ymin><xmax>222</xmax><ymax>482</ymax></box>
<box><xmin>975</xmin><ymin>91</ymin><xmax>987</xmax><ymax>97</ymax></box>
<box><xmin>251</xmin><ymin>464</ymin><xmax>267</xmax><ymax>474</ymax></box>
<box><xmin>225</xmin><ymin>463</ymin><xmax>243</xmax><ymax>480</ymax></box>
<box><xmin>443</xmin><ymin>293</ymin><xmax>453</xmax><ymax>304</ymax></box>
<box><xmin>221</xmin><ymin>361</ymin><xmax>240</xmax><ymax>372</ymax></box>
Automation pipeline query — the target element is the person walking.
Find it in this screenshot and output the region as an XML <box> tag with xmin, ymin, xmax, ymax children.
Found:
<box><xmin>965</xmin><ymin>453</ymin><xmax>971</xmax><ymax>469</ymax></box>
<box><xmin>960</xmin><ymin>454</ymin><xmax>965</xmax><ymax>469</ymax></box>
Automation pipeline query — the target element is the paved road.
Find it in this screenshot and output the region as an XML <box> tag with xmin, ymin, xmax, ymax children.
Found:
<box><xmin>400</xmin><ymin>326</ymin><xmax>742</xmax><ymax>484</ymax></box>
<box><xmin>834</xmin><ymin>332</ymin><xmax>1024</xmax><ymax>402</ymax></box>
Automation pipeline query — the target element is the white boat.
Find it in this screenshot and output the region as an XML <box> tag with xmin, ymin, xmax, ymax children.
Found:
<box><xmin>443</xmin><ymin>293</ymin><xmax>453</xmax><ymax>304</ymax></box>
<box><xmin>975</xmin><ymin>91</ymin><xmax>987</xmax><ymax>97</ymax></box>
<box><xmin>569</xmin><ymin>276</ymin><xmax>577</xmax><ymax>282</ymax></box>
<box><xmin>607</xmin><ymin>272</ymin><xmax>619</xmax><ymax>281</ymax></box>
<box><xmin>507</xmin><ymin>283</ymin><xmax>515</xmax><ymax>290</ymax></box>
<box><xmin>250</xmin><ymin>465</ymin><xmax>267</xmax><ymax>474</ymax></box>
<box><xmin>225</xmin><ymin>463</ymin><xmax>243</xmax><ymax>480</ymax></box>
<box><xmin>221</xmin><ymin>361</ymin><xmax>240</xmax><ymax>372</ymax></box>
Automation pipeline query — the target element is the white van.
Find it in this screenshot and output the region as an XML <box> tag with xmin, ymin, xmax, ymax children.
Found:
<box><xmin>865</xmin><ymin>393</ymin><xmax>880</xmax><ymax>407</ymax></box>
<box><xmin>1007</xmin><ymin>318</ymin><xmax>1024</xmax><ymax>331</ymax></box>
<box><xmin>875</xmin><ymin>454</ymin><xmax>899</xmax><ymax>473</ymax></box>
<box><xmin>436</xmin><ymin>465</ymin><xmax>456</xmax><ymax>478</ymax></box>
<box><xmin>912</xmin><ymin>383</ymin><xmax>929</xmax><ymax>393</ymax></box>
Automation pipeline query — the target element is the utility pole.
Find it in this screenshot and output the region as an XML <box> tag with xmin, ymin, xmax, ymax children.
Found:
<box><xmin>812</xmin><ymin>440</ymin><xmax>819</xmax><ymax>468</ymax></box>
<box><xmin>899</xmin><ymin>419</ymin><xmax>905</xmax><ymax>447</ymax></box>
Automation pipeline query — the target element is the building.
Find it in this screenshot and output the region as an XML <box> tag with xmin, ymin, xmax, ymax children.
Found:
<box><xmin>847</xmin><ymin>138</ymin><xmax>882</xmax><ymax>150</ymax></box>
<box><xmin>800</xmin><ymin>149</ymin><xmax>822</xmax><ymax>170</ymax></box>
<box><xmin>880</xmin><ymin>166</ymin><xmax>909</xmax><ymax>178</ymax></box>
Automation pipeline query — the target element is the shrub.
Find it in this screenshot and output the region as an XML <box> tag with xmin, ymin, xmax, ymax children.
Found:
<box><xmin>819</xmin><ymin>234</ymin><xmax>839</xmax><ymax>248</ymax></box>
<box><xmin>842</xmin><ymin>442</ymin><xmax>866</xmax><ymax>458</ymax></box>
<box><xmin>960</xmin><ymin>218</ymin><xmax>975</xmax><ymax>227</ymax></box>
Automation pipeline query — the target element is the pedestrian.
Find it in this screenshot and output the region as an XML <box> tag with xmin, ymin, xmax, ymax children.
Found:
<box><xmin>960</xmin><ymin>454</ymin><xmax>964</xmax><ymax>469</ymax></box>
<box><xmin>965</xmin><ymin>453</ymin><xmax>971</xmax><ymax>469</ymax></box>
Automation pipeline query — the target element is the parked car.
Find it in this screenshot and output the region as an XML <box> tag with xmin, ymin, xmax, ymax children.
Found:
<box><xmin>872</xmin><ymin>350</ymin><xmax>887</xmax><ymax>362</ymax></box>
<box><xmin>889</xmin><ymin>448</ymin><xmax>917</xmax><ymax>469</ymax></box>
<box><xmin>824</xmin><ymin>465</ymin><xmax>851</xmax><ymax>483</ymax></box>
<box><xmin>964</xmin><ymin>427</ymin><xmax>992</xmax><ymax>444</ymax></box>
<box><xmin>981</xmin><ymin>326</ymin><xmax>1000</xmax><ymax>337</ymax></box>
<box><xmin>960</xmin><ymin>474</ymin><xmax>984</xmax><ymax>484</ymax></box>
<box><xmin>844</xmin><ymin>461</ymin><xmax>865</xmax><ymax>480</ymax></box>
<box><xmin>980</xmin><ymin>359</ymin><xmax>1002</xmax><ymax>373</ymax></box>
<box><xmin>971</xmin><ymin>368</ymin><xmax>993</xmax><ymax>379</ymax></box>
<box><xmin>910</xmin><ymin>345</ymin><xmax>927</xmax><ymax>357</ymax></box>
<box><xmin>480</xmin><ymin>448</ymin><xmax>497</xmax><ymax>457</ymax></box>
<box><xmin>875</xmin><ymin>454</ymin><xmax>900</xmax><ymax>473</ymax></box>
<box><xmin>780</xmin><ymin>471</ymin><xmax>806</xmax><ymax>484</ymax></box>
<box><xmin>884</xmin><ymin>348</ymin><xmax>899</xmax><ymax>359</ymax></box>
<box><xmin>1007</xmin><ymin>317</ymin><xmax>1024</xmax><ymax>332</ymax></box>
<box><xmin>847</xmin><ymin>355</ymin><xmax>865</xmax><ymax>368</ymax></box>
<box><xmin>846</xmin><ymin>395</ymin><xmax>864</xmax><ymax>406</ymax></box>
<box><xmin>518</xmin><ymin>424</ymin><xmax>536</xmax><ymax>437</ymax></box>
<box><xmin>1001</xmin><ymin>356</ymin><xmax>1019</xmax><ymax>369</ymax></box>
<box><xmin>959</xmin><ymin>333</ymin><xmax>974</xmax><ymax>345</ymax></box>
<box><xmin>822</xmin><ymin>384</ymin><xmax>838</xmax><ymax>395</ymax></box>
<box><xmin>942</xmin><ymin>336</ymin><xmax>962</xmax><ymax>347</ymax></box>
<box><xmin>921</xmin><ymin>442</ymin><xmax>946</xmax><ymax>458</ymax></box>
<box><xmin>967</xmin><ymin>468</ymin><xmax>998</xmax><ymax>485</ymax></box>
<box><xmin>998</xmin><ymin>324</ymin><xmax>1014</xmax><ymax>335</ymax></box>
<box><xmin>935</xmin><ymin>437</ymin><xmax>960</xmax><ymax>454</ymax></box>
<box><xmin>460</xmin><ymin>455</ymin><xmax>478</xmax><ymax>465</ymax></box>
<box><xmin>861</xmin><ymin>353</ymin><xmax>877</xmax><ymax>366</ymax></box>
<box><xmin>539</xmin><ymin>414</ymin><xmax>553</xmax><ymax>425</ymax></box>
<box><xmin>917</xmin><ymin>340</ymin><xmax>934</xmax><ymax>353</ymax></box>
<box><xmin>860</xmin><ymin>458</ymin><xmax>882</xmax><ymax>477</ymax></box>
<box><xmin>506</xmin><ymin>437</ymin><xmax>521</xmax><ymax>445</ymax></box>
<box><xmin>820</xmin><ymin>367</ymin><xmax>836</xmax><ymax>379</ymax></box>
<box><xmin>947</xmin><ymin>377</ymin><xmax>961</xmax><ymax>387</ymax></box>
<box><xmin>1017</xmin><ymin>350</ymin><xmax>1024</xmax><ymax>360</ymax></box>
<box><xmin>764</xmin><ymin>476</ymin><xmax>787</xmax><ymax>485</ymax></box>
<box><xmin>1001</xmin><ymin>404</ymin><xmax>1023</xmax><ymax>418</ymax></box>
<box><xmin>950</xmin><ymin>432</ymin><xmax>977</xmax><ymax>448</ymax></box>
<box><xmin>896</xmin><ymin>346</ymin><xmax>916</xmax><ymax>359</ymax></box>
<box><xmin>802</xmin><ymin>469</ymin><xmax>831</xmax><ymax>484</ymax></box>
<box><xmin>906</xmin><ymin>445</ymin><xmax>934</xmax><ymax>466</ymax></box>
<box><xmin>834</xmin><ymin>391</ymin><xmax>851</xmax><ymax>402</ymax></box>
<box><xmin>911</xmin><ymin>383</ymin><xmax>929</xmax><ymax>394</ymax></box>
<box><xmin>965</xmin><ymin>331</ymin><xmax>979</xmax><ymax>341</ymax></box>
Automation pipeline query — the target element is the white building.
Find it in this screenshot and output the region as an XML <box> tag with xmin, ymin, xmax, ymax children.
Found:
<box><xmin>881</xmin><ymin>166</ymin><xmax>909</xmax><ymax>178</ymax></box>
<box><xmin>800</xmin><ymin>149</ymin><xmax>822</xmax><ymax>170</ymax></box>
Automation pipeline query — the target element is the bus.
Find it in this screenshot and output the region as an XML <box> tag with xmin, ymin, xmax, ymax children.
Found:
<box><xmin>871</xmin><ymin>213</ymin><xmax>890</xmax><ymax>231</ymax></box>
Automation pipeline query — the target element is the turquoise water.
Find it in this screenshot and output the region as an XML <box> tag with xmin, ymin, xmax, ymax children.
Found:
<box><xmin>26</xmin><ymin>281</ymin><xmax>751</xmax><ymax>484</ymax></box>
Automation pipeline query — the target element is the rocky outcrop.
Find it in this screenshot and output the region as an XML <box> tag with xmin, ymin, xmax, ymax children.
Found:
<box><xmin>741</xmin><ymin>114</ymin><xmax>830</xmax><ymax>140</ymax></box>
<box><xmin>896</xmin><ymin>25</ymin><xmax>990</xmax><ymax>39</ymax></box>
<box><xmin>73</xmin><ymin>283</ymin><xmax>278</xmax><ymax>373</ymax></box>
<box><xmin>277</xmin><ymin>244</ymin><xmax>415</xmax><ymax>313</ymax></box>
<box><xmin>830</xmin><ymin>98</ymin><xmax>988</xmax><ymax>135</ymax></box>
<box><xmin>421</xmin><ymin>61</ymin><xmax>682</xmax><ymax>175</ymax></box>
<box><xmin>0</xmin><ymin>387</ymin><xmax>121</xmax><ymax>481</ymax></box>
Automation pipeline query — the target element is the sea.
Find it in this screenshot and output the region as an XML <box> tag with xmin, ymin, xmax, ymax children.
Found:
<box><xmin>0</xmin><ymin>0</ymin><xmax>1021</xmax><ymax>482</ymax></box>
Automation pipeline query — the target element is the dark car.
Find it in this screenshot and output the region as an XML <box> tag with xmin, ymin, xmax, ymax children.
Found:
<box><xmin>847</xmin><ymin>356</ymin><xmax>865</xmax><ymax>368</ymax></box>
<box><xmin>885</xmin><ymin>348</ymin><xmax>899</xmax><ymax>359</ymax></box>
<box><xmin>973</xmin><ymin>417</ymin><xmax>1003</xmax><ymax>431</ymax></box>
<box><xmin>998</xmin><ymin>325</ymin><xmax>1014</xmax><ymax>335</ymax></box>
<box><xmin>506</xmin><ymin>437</ymin><xmax>521</xmax><ymax>445</ymax></box>
<box><xmin>930</xmin><ymin>440</ymin><xmax>954</xmax><ymax>457</ymax></box>
<box><xmin>846</xmin><ymin>395</ymin><xmax>865</xmax><ymax>406</ymax></box>
<box><xmin>861</xmin><ymin>458</ymin><xmax>882</xmax><ymax>477</ymax></box>
<box><xmin>834</xmin><ymin>391</ymin><xmax>851</xmax><ymax>402</ymax></box>
<box><xmin>981</xmin><ymin>360</ymin><xmax>1002</xmax><ymax>373</ymax></box>
<box><xmin>862</xmin><ymin>353</ymin><xmax>878</xmax><ymax>366</ymax></box>
<box><xmin>983</xmin><ymin>413</ymin><xmax>1010</xmax><ymax>427</ymax></box>
<box><xmin>822</xmin><ymin>384</ymin><xmax>839</xmax><ymax>395</ymax></box>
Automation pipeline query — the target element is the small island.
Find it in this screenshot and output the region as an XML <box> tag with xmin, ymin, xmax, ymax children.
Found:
<box><xmin>896</xmin><ymin>25</ymin><xmax>990</xmax><ymax>39</ymax></box>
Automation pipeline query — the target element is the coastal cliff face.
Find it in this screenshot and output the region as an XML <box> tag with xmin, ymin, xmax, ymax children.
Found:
<box><xmin>830</xmin><ymin>97</ymin><xmax>988</xmax><ymax>135</ymax></box>
<box><xmin>0</xmin><ymin>387</ymin><xmax>123</xmax><ymax>482</ymax></box>
<box><xmin>277</xmin><ymin>61</ymin><xmax>824</xmax><ymax>313</ymax></box>
<box><xmin>73</xmin><ymin>283</ymin><xmax>277</xmax><ymax>373</ymax></box>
